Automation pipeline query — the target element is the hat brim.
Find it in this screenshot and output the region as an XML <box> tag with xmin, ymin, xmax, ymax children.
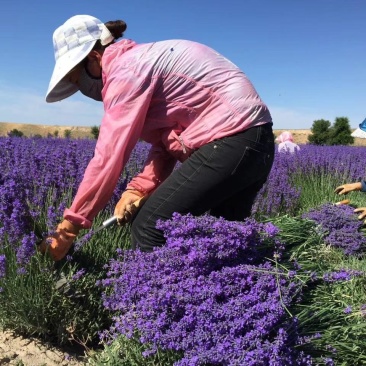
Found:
<box><xmin>46</xmin><ymin>40</ymin><xmax>96</xmax><ymax>103</ymax></box>
<box><xmin>351</xmin><ymin>128</ymin><xmax>366</xmax><ymax>139</ymax></box>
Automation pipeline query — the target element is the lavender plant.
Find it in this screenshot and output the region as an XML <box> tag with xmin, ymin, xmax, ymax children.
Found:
<box><xmin>0</xmin><ymin>136</ymin><xmax>150</xmax><ymax>345</ymax></box>
<box><xmin>252</xmin><ymin>153</ymin><xmax>301</xmax><ymax>218</ymax></box>
<box><xmin>293</xmin><ymin>267</ymin><xmax>366</xmax><ymax>365</ymax></box>
<box><xmin>253</xmin><ymin>145</ymin><xmax>366</xmax><ymax>218</ymax></box>
<box><xmin>271</xmin><ymin>208</ymin><xmax>366</xmax><ymax>365</ymax></box>
<box><xmin>2</xmin><ymin>136</ymin><xmax>366</xmax><ymax>365</ymax></box>
<box><xmin>302</xmin><ymin>203</ymin><xmax>366</xmax><ymax>256</ymax></box>
<box><xmin>100</xmin><ymin>213</ymin><xmax>312</xmax><ymax>365</ymax></box>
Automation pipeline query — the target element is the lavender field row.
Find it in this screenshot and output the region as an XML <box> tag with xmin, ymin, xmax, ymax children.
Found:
<box><xmin>0</xmin><ymin>137</ymin><xmax>366</xmax><ymax>365</ymax></box>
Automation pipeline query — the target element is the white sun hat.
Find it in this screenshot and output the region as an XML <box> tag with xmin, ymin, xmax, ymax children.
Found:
<box><xmin>351</xmin><ymin>118</ymin><xmax>366</xmax><ymax>139</ymax></box>
<box><xmin>46</xmin><ymin>15</ymin><xmax>114</xmax><ymax>103</ymax></box>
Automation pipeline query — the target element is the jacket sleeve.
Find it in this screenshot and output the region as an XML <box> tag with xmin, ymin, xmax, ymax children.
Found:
<box><xmin>126</xmin><ymin>142</ymin><xmax>177</xmax><ymax>193</ymax></box>
<box><xmin>361</xmin><ymin>180</ymin><xmax>366</xmax><ymax>192</ymax></box>
<box><xmin>63</xmin><ymin>77</ymin><xmax>153</xmax><ymax>228</ymax></box>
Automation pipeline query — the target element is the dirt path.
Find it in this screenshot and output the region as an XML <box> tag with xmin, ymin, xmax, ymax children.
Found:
<box><xmin>0</xmin><ymin>330</ymin><xmax>86</xmax><ymax>366</ymax></box>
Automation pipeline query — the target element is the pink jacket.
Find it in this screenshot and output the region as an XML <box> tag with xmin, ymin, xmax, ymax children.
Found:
<box><xmin>275</xmin><ymin>131</ymin><xmax>294</xmax><ymax>143</ymax></box>
<box><xmin>64</xmin><ymin>39</ymin><xmax>272</xmax><ymax>228</ymax></box>
<box><xmin>275</xmin><ymin>131</ymin><xmax>300</xmax><ymax>153</ymax></box>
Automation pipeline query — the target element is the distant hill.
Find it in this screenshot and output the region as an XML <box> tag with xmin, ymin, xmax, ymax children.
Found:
<box><xmin>0</xmin><ymin>122</ymin><xmax>93</xmax><ymax>139</ymax></box>
<box><xmin>0</xmin><ymin>122</ymin><xmax>312</xmax><ymax>143</ymax></box>
<box><xmin>1</xmin><ymin>122</ymin><xmax>365</xmax><ymax>146</ymax></box>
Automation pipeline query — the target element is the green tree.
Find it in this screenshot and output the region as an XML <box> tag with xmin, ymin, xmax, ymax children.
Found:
<box><xmin>53</xmin><ymin>130</ymin><xmax>59</xmax><ymax>137</ymax></box>
<box><xmin>308</xmin><ymin>119</ymin><xmax>331</xmax><ymax>145</ymax></box>
<box><xmin>64</xmin><ymin>129</ymin><xmax>72</xmax><ymax>139</ymax></box>
<box><xmin>7</xmin><ymin>129</ymin><xmax>24</xmax><ymax>137</ymax></box>
<box><xmin>328</xmin><ymin>117</ymin><xmax>354</xmax><ymax>145</ymax></box>
<box><xmin>90</xmin><ymin>125</ymin><xmax>100</xmax><ymax>139</ymax></box>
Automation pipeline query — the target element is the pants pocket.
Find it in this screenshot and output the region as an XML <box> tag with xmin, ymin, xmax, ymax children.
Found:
<box><xmin>231</xmin><ymin>145</ymin><xmax>273</xmax><ymax>176</ymax></box>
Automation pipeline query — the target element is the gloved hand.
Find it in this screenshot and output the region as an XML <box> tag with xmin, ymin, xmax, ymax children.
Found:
<box><xmin>334</xmin><ymin>182</ymin><xmax>362</xmax><ymax>195</ymax></box>
<box><xmin>38</xmin><ymin>220</ymin><xmax>80</xmax><ymax>261</ymax></box>
<box><xmin>335</xmin><ymin>199</ymin><xmax>350</xmax><ymax>206</ymax></box>
<box><xmin>114</xmin><ymin>189</ymin><xmax>146</xmax><ymax>225</ymax></box>
<box><xmin>354</xmin><ymin>207</ymin><xmax>366</xmax><ymax>224</ymax></box>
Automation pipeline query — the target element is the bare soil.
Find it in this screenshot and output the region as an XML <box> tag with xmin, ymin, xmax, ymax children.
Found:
<box><xmin>0</xmin><ymin>330</ymin><xmax>86</xmax><ymax>366</ymax></box>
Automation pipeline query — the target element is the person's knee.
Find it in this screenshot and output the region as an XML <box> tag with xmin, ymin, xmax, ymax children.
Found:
<box><xmin>131</xmin><ymin>217</ymin><xmax>165</xmax><ymax>252</ymax></box>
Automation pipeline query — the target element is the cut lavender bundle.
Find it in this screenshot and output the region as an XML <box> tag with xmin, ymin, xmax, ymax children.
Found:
<box><xmin>100</xmin><ymin>213</ymin><xmax>311</xmax><ymax>365</ymax></box>
<box><xmin>302</xmin><ymin>203</ymin><xmax>366</xmax><ymax>256</ymax></box>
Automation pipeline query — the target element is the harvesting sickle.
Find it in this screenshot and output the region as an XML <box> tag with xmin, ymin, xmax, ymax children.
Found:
<box><xmin>38</xmin><ymin>196</ymin><xmax>146</xmax><ymax>261</ymax></box>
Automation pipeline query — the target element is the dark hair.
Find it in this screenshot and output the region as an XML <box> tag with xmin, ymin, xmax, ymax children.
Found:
<box><xmin>93</xmin><ymin>20</ymin><xmax>127</xmax><ymax>50</ymax></box>
<box><xmin>105</xmin><ymin>20</ymin><xmax>127</xmax><ymax>39</ymax></box>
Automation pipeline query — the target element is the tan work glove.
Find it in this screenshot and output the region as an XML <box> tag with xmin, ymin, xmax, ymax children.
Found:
<box><xmin>114</xmin><ymin>190</ymin><xmax>148</xmax><ymax>225</ymax></box>
<box><xmin>38</xmin><ymin>220</ymin><xmax>80</xmax><ymax>261</ymax></box>
<box><xmin>335</xmin><ymin>199</ymin><xmax>350</xmax><ymax>206</ymax></box>
<box><xmin>354</xmin><ymin>207</ymin><xmax>366</xmax><ymax>224</ymax></box>
<box><xmin>334</xmin><ymin>182</ymin><xmax>362</xmax><ymax>195</ymax></box>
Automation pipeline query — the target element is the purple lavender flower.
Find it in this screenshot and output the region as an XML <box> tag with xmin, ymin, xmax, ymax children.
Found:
<box><xmin>323</xmin><ymin>357</ymin><xmax>335</xmax><ymax>366</ymax></box>
<box><xmin>100</xmin><ymin>214</ymin><xmax>310</xmax><ymax>365</ymax></box>
<box><xmin>360</xmin><ymin>304</ymin><xmax>366</xmax><ymax>317</ymax></box>
<box><xmin>323</xmin><ymin>269</ymin><xmax>364</xmax><ymax>283</ymax></box>
<box><xmin>252</xmin><ymin>153</ymin><xmax>301</xmax><ymax>217</ymax></box>
<box><xmin>253</xmin><ymin>145</ymin><xmax>366</xmax><ymax>218</ymax></box>
<box><xmin>0</xmin><ymin>136</ymin><xmax>149</xmax><ymax>271</ymax></box>
<box><xmin>72</xmin><ymin>269</ymin><xmax>86</xmax><ymax>281</ymax></box>
<box><xmin>325</xmin><ymin>345</ymin><xmax>337</xmax><ymax>354</ymax></box>
<box><xmin>302</xmin><ymin>203</ymin><xmax>366</xmax><ymax>256</ymax></box>
<box><xmin>0</xmin><ymin>255</ymin><xmax>6</xmax><ymax>278</ymax></box>
<box><xmin>74</xmin><ymin>231</ymin><xmax>94</xmax><ymax>252</ymax></box>
<box><xmin>16</xmin><ymin>233</ymin><xmax>37</xmax><ymax>267</ymax></box>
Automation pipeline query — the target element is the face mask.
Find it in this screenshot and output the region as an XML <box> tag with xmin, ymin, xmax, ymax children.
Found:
<box><xmin>78</xmin><ymin>66</ymin><xmax>103</xmax><ymax>101</ymax></box>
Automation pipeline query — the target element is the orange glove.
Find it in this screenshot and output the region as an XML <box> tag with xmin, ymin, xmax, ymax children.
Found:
<box><xmin>335</xmin><ymin>199</ymin><xmax>350</xmax><ymax>206</ymax></box>
<box><xmin>334</xmin><ymin>182</ymin><xmax>362</xmax><ymax>195</ymax></box>
<box><xmin>38</xmin><ymin>220</ymin><xmax>80</xmax><ymax>261</ymax></box>
<box><xmin>114</xmin><ymin>190</ymin><xmax>147</xmax><ymax>225</ymax></box>
<box><xmin>354</xmin><ymin>207</ymin><xmax>366</xmax><ymax>224</ymax></box>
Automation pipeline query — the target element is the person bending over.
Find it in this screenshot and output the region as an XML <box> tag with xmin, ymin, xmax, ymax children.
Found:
<box><xmin>40</xmin><ymin>15</ymin><xmax>275</xmax><ymax>260</ymax></box>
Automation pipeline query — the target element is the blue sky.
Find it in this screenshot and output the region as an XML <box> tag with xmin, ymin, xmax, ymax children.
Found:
<box><xmin>0</xmin><ymin>0</ymin><xmax>365</xmax><ymax>129</ymax></box>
